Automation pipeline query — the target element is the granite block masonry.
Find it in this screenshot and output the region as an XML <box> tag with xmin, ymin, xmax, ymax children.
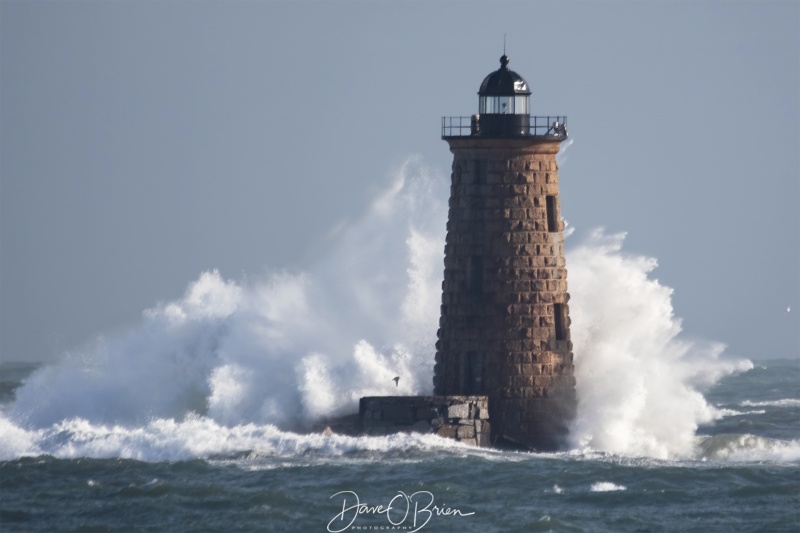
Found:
<box><xmin>357</xmin><ymin>55</ymin><xmax>576</xmax><ymax>451</ymax></box>
<box><xmin>433</xmin><ymin>139</ymin><xmax>577</xmax><ymax>450</ymax></box>
<box><xmin>359</xmin><ymin>396</ymin><xmax>491</xmax><ymax>447</ymax></box>
<box><xmin>431</xmin><ymin>56</ymin><xmax>577</xmax><ymax>450</ymax></box>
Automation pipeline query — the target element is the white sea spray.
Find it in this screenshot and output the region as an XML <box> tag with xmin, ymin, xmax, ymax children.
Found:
<box><xmin>566</xmin><ymin>229</ymin><xmax>753</xmax><ymax>459</ymax></box>
<box><xmin>1</xmin><ymin>156</ymin><xmax>759</xmax><ymax>462</ymax></box>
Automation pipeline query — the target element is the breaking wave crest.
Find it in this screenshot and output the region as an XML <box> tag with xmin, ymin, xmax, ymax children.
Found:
<box><xmin>1</xmin><ymin>156</ymin><xmax>758</xmax><ymax>462</ymax></box>
<box><xmin>566</xmin><ymin>230</ymin><xmax>753</xmax><ymax>459</ymax></box>
<box><xmin>741</xmin><ymin>399</ymin><xmax>800</xmax><ymax>408</ymax></box>
<box><xmin>7</xmin><ymin>159</ymin><xmax>444</xmax><ymax>433</ymax></box>
<box><xmin>695</xmin><ymin>434</ymin><xmax>800</xmax><ymax>462</ymax></box>
<box><xmin>0</xmin><ymin>414</ymin><xmax>468</xmax><ymax>463</ymax></box>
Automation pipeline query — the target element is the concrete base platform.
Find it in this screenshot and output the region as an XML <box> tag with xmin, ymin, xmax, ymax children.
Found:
<box><xmin>359</xmin><ymin>395</ymin><xmax>491</xmax><ymax>447</ymax></box>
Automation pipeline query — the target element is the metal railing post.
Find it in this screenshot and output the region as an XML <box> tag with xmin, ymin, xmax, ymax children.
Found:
<box><xmin>442</xmin><ymin>116</ymin><xmax>567</xmax><ymax>138</ymax></box>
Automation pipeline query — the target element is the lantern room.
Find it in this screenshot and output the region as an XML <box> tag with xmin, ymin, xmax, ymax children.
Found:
<box><xmin>474</xmin><ymin>55</ymin><xmax>532</xmax><ymax>137</ymax></box>
<box><xmin>478</xmin><ymin>54</ymin><xmax>530</xmax><ymax>115</ymax></box>
<box><xmin>441</xmin><ymin>55</ymin><xmax>567</xmax><ymax>139</ymax></box>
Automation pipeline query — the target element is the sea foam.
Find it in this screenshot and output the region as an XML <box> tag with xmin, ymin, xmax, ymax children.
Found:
<box><xmin>2</xmin><ymin>154</ymin><xmax>754</xmax><ymax>461</ymax></box>
<box><xmin>566</xmin><ymin>230</ymin><xmax>753</xmax><ymax>459</ymax></box>
<box><xmin>590</xmin><ymin>481</ymin><xmax>627</xmax><ymax>492</ymax></box>
<box><xmin>0</xmin><ymin>414</ymin><xmax>469</xmax><ymax>462</ymax></box>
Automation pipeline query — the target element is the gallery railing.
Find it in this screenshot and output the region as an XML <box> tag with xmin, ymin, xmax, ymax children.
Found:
<box><xmin>442</xmin><ymin>115</ymin><xmax>568</xmax><ymax>138</ymax></box>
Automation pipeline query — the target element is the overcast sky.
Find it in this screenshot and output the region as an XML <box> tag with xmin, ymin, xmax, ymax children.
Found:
<box><xmin>1</xmin><ymin>0</ymin><xmax>798</xmax><ymax>364</ymax></box>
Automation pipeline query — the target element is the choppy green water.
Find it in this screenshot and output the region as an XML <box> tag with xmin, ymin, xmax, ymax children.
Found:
<box><xmin>2</xmin><ymin>360</ymin><xmax>798</xmax><ymax>532</ymax></box>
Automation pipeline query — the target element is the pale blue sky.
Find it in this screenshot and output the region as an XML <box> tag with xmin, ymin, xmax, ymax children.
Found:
<box><xmin>2</xmin><ymin>0</ymin><xmax>798</xmax><ymax>362</ymax></box>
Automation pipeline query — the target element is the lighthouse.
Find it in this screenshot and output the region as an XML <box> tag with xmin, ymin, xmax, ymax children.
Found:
<box><xmin>434</xmin><ymin>55</ymin><xmax>576</xmax><ymax>450</ymax></box>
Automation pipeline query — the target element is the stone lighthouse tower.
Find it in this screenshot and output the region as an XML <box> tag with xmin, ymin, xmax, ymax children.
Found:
<box><xmin>434</xmin><ymin>55</ymin><xmax>576</xmax><ymax>450</ymax></box>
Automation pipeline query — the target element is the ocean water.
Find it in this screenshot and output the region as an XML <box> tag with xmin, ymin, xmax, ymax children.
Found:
<box><xmin>2</xmin><ymin>158</ymin><xmax>798</xmax><ymax>531</ymax></box>
<box><xmin>1</xmin><ymin>359</ymin><xmax>798</xmax><ymax>532</ymax></box>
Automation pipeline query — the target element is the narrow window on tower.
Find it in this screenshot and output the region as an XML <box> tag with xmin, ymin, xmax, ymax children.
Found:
<box><xmin>466</xmin><ymin>352</ymin><xmax>483</xmax><ymax>394</ymax></box>
<box><xmin>468</xmin><ymin>255</ymin><xmax>484</xmax><ymax>296</ymax></box>
<box><xmin>554</xmin><ymin>303</ymin><xmax>567</xmax><ymax>341</ymax></box>
<box><xmin>474</xmin><ymin>159</ymin><xmax>487</xmax><ymax>184</ymax></box>
<box><xmin>546</xmin><ymin>195</ymin><xmax>558</xmax><ymax>232</ymax></box>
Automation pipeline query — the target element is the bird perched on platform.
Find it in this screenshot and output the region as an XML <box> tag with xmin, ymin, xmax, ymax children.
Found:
<box><xmin>392</xmin><ymin>376</ymin><xmax>400</xmax><ymax>387</ymax></box>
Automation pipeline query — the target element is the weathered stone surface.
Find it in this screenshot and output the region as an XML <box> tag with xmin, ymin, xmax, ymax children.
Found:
<box><xmin>359</xmin><ymin>396</ymin><xmax>490</xmax><ymax>447</ymax></box>
<box><xmin>416</xmin><ymin>408</ymin><xmax>439</xmax><ymax>421</ymax></box>
<box><xmin>457</xmin><ymin>426</ymin><xmax>476</xmax><ymax>439</ymax></box>
<box><xmin>412</xmin><ymin>420</ymin><xmax>432</xmax><ymax>433</ymax></box>
<box><xmin>436</xmin><ymin>425</ymin><xmax>458</xmax><ymax>439</ymax></box>
<box><xmin>383</xmin><ymin>403</ymin><xmax>413</xmax><ymax>423</ymax></box>
<box><xmin>433</xmin><ymin>138</ymin><xmax>576</xmax><ymax>451</ymax></box>
<box><xmin>447</xmin><ymin>403</ymin><xmax>469</xmax><ymax>420</ymax></box>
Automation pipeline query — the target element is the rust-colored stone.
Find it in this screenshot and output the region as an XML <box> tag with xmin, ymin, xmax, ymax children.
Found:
<box><xmin>434</xmin><ymin>137</ymin><xmax>576</xmax><ymax>451</ymax></box>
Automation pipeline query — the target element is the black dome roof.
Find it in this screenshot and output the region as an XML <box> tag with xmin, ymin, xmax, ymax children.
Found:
<box><xmin>478</xmin><ymin>55</ymin><xmax>531</xmax><ymax>96</ymax></box>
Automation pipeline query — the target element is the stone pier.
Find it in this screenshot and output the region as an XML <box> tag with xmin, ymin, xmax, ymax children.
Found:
<box><xmin>359</xmin><ymin>396</ymin><xmax>491</xmax><ymax>447</ymax></box>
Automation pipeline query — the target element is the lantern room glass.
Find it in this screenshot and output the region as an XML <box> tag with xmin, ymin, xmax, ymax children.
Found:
<box><xmin>479</xmin><ymin>95</ymin><xmax>529</xmax><ymax>115</ymax></box>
